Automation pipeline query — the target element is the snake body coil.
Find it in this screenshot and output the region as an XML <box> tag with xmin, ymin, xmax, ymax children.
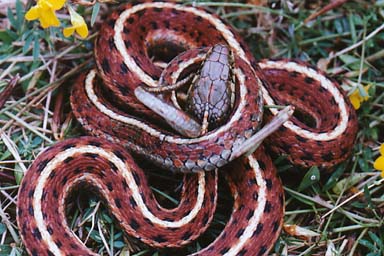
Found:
<box><xmin>17</xmin><ymin>1</ymin><xmax>358</xmax><ymax>255</ymax></box>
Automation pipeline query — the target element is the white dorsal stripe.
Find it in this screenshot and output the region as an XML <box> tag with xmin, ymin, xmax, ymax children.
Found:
<box><xmin>259</xmin><ymin>60</ymin><xmax>349</xmax><ymax>141</ymax></box>
<box><xmin>223</xmin><ymin>155</ymin><xmax>267</xmax><ymax>256</ymax></box>
<box><xmin>114</xmin><ymin>2</ymin><xmax>247</xmax><ymax>88</ymax></box>
<box><xmin>33</xmin><ymin>145</ymin><xmax>206</xmax><ymax>254</ymax></box>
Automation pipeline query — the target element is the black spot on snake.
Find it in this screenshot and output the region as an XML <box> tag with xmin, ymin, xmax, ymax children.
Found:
<box><xmin>295</xmin><ymin>135</ymin><xmax>308</xmax><ymax>143</ymax></box>
<box><xmin>123</xmin><ymin>26</ymin><xmax>130</xmax><ymax>34</ymax></box>
<box><xmin>238</xmin><ymin>249</ymin><xmax>248</xmax><ymax>256</ymax></box>
<box><xmin>258</xmin><ymin>160</ymin><xmax>266</xmax><ymax>170</ymax></box>
<box><xmin>253</xmin><ymin>223</ymin><xmax>263</xmax><ymax>237</ymax></box>
<box><xmin>63</xmin><ymin>157</ymin><xmax>74</xmax><ymax>164</ymax></box>
<box><xmin>273</xmin><ymin>220</ymin><xmax>280</xmax><ymax>232</ymax></box>
<box><xmin>55</xmin><ymin>240</ymin><xmax>63</xmax><ymax>248</ymax></box>
<box><xmin>28</xmin><ymin>189</ymin><xmax>34</xmax><ymax>198</ymax></box>
<box><xmin>321</xmin><ymin>152</ymin><xmax>333</xmax><ymax>161</ymax></box>
<box><xmin>258</xmin><ymin>245</ymin><xmax>267</xmax><ymax>256</ymax></box>
<box><xmin>33</xmin><ymin>228</ymin><xmax>42</xmax><ymax>240</ymax></box>
<box><xmin>36</xmin><ymin>159</ymin><xmax>49</xmax><ymax>173</ymax></box>
<box><xmin>114</xmin><ymin>198</ymin><xmax>122</xmax><ymax>208</ymax></box>
<box><xmin>264</xmin><ymin>201</ymin><xmax>272</xmax><ymax>213</ymax></box>
<box><xmin>129</xmin><ymin>196</ymin><xmax>137</xmax><ymax>208</ymax></box>
<box><xmin>107</xmin><ymin>19</ymin><xmax>115</xmax><ymax>28</ymax></box>
<box><xmin>120</xmin><ymin>62</ymin><xmax>129</xmax><ymax>74</ymax></box>
<box><xmin>130</xmin><ymin>219</ymin><xmax>140</xmax><ymax>230</ymax></box>
<box><xmin>220</xmin><ymin>247</ymin><xmax>230</xmax><ymax>254</ymax></box>
<box><xmin>253</xmin><ymin>191</ymin><xmax>259</xmax><ymax>201</ymax></box>
<box><xmin>28</xmin><ymin>204</ymin><xmax>34</xmax><ymax>216</ymax></box>
<box><xmin>248</xmin><ymin>177</ymin><xmax>257</xmax><ymax>186</ymax></box>
<box><xmin>108</xmin><ymin>37</ymin><xmax>115</xmax><ymax>50</ymax></box>
<box><xmin>132</xmin><ymin>171</ymin><xmax>141</xmax><ymax>186</ymax></box>
<box><xmin>153</xmin><ymin>235</ymin><xmax>167</xmax><ymax>243</ymax></box>
<box><xmin>304</xmin><ymin>76</ymin><xmax>314</xmax><ymax>84</ymax></box>
<box><xmin>70</xmin><ymin>243</ymin><xmax>79</xmax><ymax>249</ymax></box>
<box><xmin>62</xmin><ymin>143</ymin><xmax>76</xmax><ymax>150</ymax></box>
<box><xmin>246</xmin><ymin>209</ymin><xmax>254</xmax><ymax>220</ymax></box>
<box><xmin>124</xmin><ymin>39</ymin><xmax>131</xmax><ymax>49</ymax></box>
<box><xmin>203</xmin><ymin>213</ymin><xmax>209</xmax><ymax>225</ymax></box>
<box><xmin>236</xmin><ymin>228</ymin><xmax>245</xmax><ymax>238</ymax></box>
<box><xmin>265</xmin><ymin>179</ymin><xmax>272</xmax><ymax>190</ymax></box>
<box><xmin>182</xmin><ymin>231</ymin><xmax>193</xmax><ymax>241</ymax></box>
<box><xmin>101</xmin><ymin>58</ymin><xmax>111</xmax><ymax>74</ymax></box>
<box><xmin>150</xmin><ymin>21</ymin><xmax>158</xmax><ymax>29</ymax></box>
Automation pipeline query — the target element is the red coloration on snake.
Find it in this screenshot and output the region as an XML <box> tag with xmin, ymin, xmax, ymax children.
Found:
<box><xmin>16</xmin><ymin>1</ymin><xmax>358</xmax><ymax>256</ymax></box>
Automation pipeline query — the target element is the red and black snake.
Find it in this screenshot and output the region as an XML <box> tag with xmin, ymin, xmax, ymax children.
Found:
<box><xmin>17</xmin><ymin>1</ymin><xmax>358</xmax><ymax>255</ymax></box>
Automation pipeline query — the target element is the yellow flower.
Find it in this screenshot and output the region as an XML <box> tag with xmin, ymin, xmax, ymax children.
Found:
<box><xmin>63</xmin><ymin>6</ymin><xmax>88</xmax><ymax>39</ymax></box>
<box><xmin>349</xmin><ymin>85</ymin><xmax>370</xmax><ymax>110</ymax></box>
<box><xmin>25</xmin><ymin>0</ymin><xmax>66</xmax><ymax>28</ymax></box>
<box><xmin>373</xmin><ymin>144</ymin><xmax>384</xmax><ymax>178</ymax></box>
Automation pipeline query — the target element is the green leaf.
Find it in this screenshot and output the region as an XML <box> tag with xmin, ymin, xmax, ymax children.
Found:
<box><xmin>15</xmin><ymin>0</ymin><xmax>24</xmax><ymax>27</ymax></box>
<box><xmin>86</xmin><ymin>229</ymin><xmax>102</xmax><ymax>242</ymax></box>
<box><xmin>286</xmin><ymin>191</ymin><xmax>315</xmax><ymax>206</ymax></box>
<box><xmin>359</xmin><ymin>239</ymin><xmax>375</xmax><ymax>250</ymax></box>
<box><xmin>7</xmin><ymin>7</ymin><xmax>18</xmax><ymax>30</ymax></box>
<box><xmin>113</xmin><ymin>231</ymin><xmax>123</xmax><ymax>239</ymax></box>
<box><xmin>368</xmin><ymin>231</ymin><xmax>383</xmax><ymax>249</ymax></box>
<box><xmin>23</xmin><ymin>34</ymin><xmax>33</xmax><ymax>54</ymax></box>
<box><xmin>113</xmin><ymin>240</ymin><xmax>125</xmax><ymax>249</ymax></box>
<box><xmin>332</xmin><ymin>173</ymin><xmax>367</xmax><ymax>194</ymax></box>
<box><xmin>298</xmin><ymin>166</ymin><xmax>320</xmax><ymax>191</ymax></box>
<box><xmin>14</xmin><ymin>164</ymin><xmax>24</xmax><ymax>185</ymax></box>
<box><xmin>322</xmin><ymin>164</ymin><xmax>345</xmax><ymax>192</ymax></box>
<box><xmin>339</xmin><ymin>54</ymin><xmax>360</xmax><ymax>65</ymax></box>
<box><xmin>0</xmin><ymin>245</ymin><xmax>12</xmax><ymax>256</ymax></box>
<box><xmin>0</xmin><ymin>31</ymin><xmax>13</xmax><ymax>45</ymax></box>
<box><xmin>0</xmin><ymin>223</ymin><xmax>6</xmax><ymax>235</ymax></box>
<box><xmin>363</xmin><ymin>185</ymin><xmax>374</xmax><ymax>209</ymax></box>
<box><xmin>101</xmin><ymin>211</ymin><xmax>113</xmax><ymax>224</ymax></box>
<box><xmin>33</xmin><ymin>34</ymin><xmax>40</xmax><ymax>61</ymax></box>
<box><xmin>91</xmin><ymin>2</ymin><xmax>100</xmax><ymax>27</ymax></box>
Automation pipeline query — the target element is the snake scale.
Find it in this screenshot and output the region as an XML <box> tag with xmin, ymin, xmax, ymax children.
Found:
<box><xmin>16</xmin><ymin>1</ymin><xmax>358</xmax><ymax>255</ymax></box>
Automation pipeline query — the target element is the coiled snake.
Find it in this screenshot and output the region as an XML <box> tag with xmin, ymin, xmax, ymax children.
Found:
<box><xmin>17</xmin><ymin>2</ymin><xmax>358</xmax><ymax>255</ymax></box>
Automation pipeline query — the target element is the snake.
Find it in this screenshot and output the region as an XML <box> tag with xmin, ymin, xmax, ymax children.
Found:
<box><xmin>16</xmin><ymin>1</ymin><xmax>359</xmax><ymax>256</ymax></box>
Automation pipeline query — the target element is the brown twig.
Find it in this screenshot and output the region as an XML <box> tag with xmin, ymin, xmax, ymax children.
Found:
<box><xmin>52</xmin><ymin>87</ymin><xmax>65</xmax><ymax>141</ymax></box>
<box><xmin>0</xmin><ymin>74</ymin><xmax>20</xmax><ymax>110</ymax></box>
<box><xmin>304</xmin><ymin>0</ymin><xmax>348</xmax><ymax>24</ymax></box>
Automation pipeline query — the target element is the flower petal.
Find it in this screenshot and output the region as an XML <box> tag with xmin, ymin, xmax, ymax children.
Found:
<box><xmin>39</xmin><ymin>9</ymin><xmax>60</xmax><ymax>28</ymax></box>
<box><xmin>69</xmin><ymin>7</ymin><xmax>85</xmax><ymax>26</ymax></box>
<box><xmin>49</xmin><ymin>0</ymin><xmax>66</xmax><ymax>10</ymax></box>
<box><xmin>76</xmin><ymin>24</ymin><xmax>89</xmax><ymax>38</ymax></box>
<box><xmin>349</xmin><ymin>94</ymin><xmax>361</xmax><ymax>110</ymax></box>
<box><xmin>25</xmin><ymin>6</ymin><xmax>41</xmax><ymax>21</ymax></box>
<box><xmin>66</xmin><ymin>5</ymin><xmax>89</xmax><ymax>39</ymax></box>
<box><xmin>379</xmin><ymin>144</ymin><xmax>384</xmax><ymax>156</ymax></box>
<box><xmin>63</xmin><ymin>27</ymin><xmax>75</xmax><ymax>37</ymax></box>
<box><xmin>373</xmin><ymin>156</ymin><xmax>384</xmax><ymax>171</ymax></box>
